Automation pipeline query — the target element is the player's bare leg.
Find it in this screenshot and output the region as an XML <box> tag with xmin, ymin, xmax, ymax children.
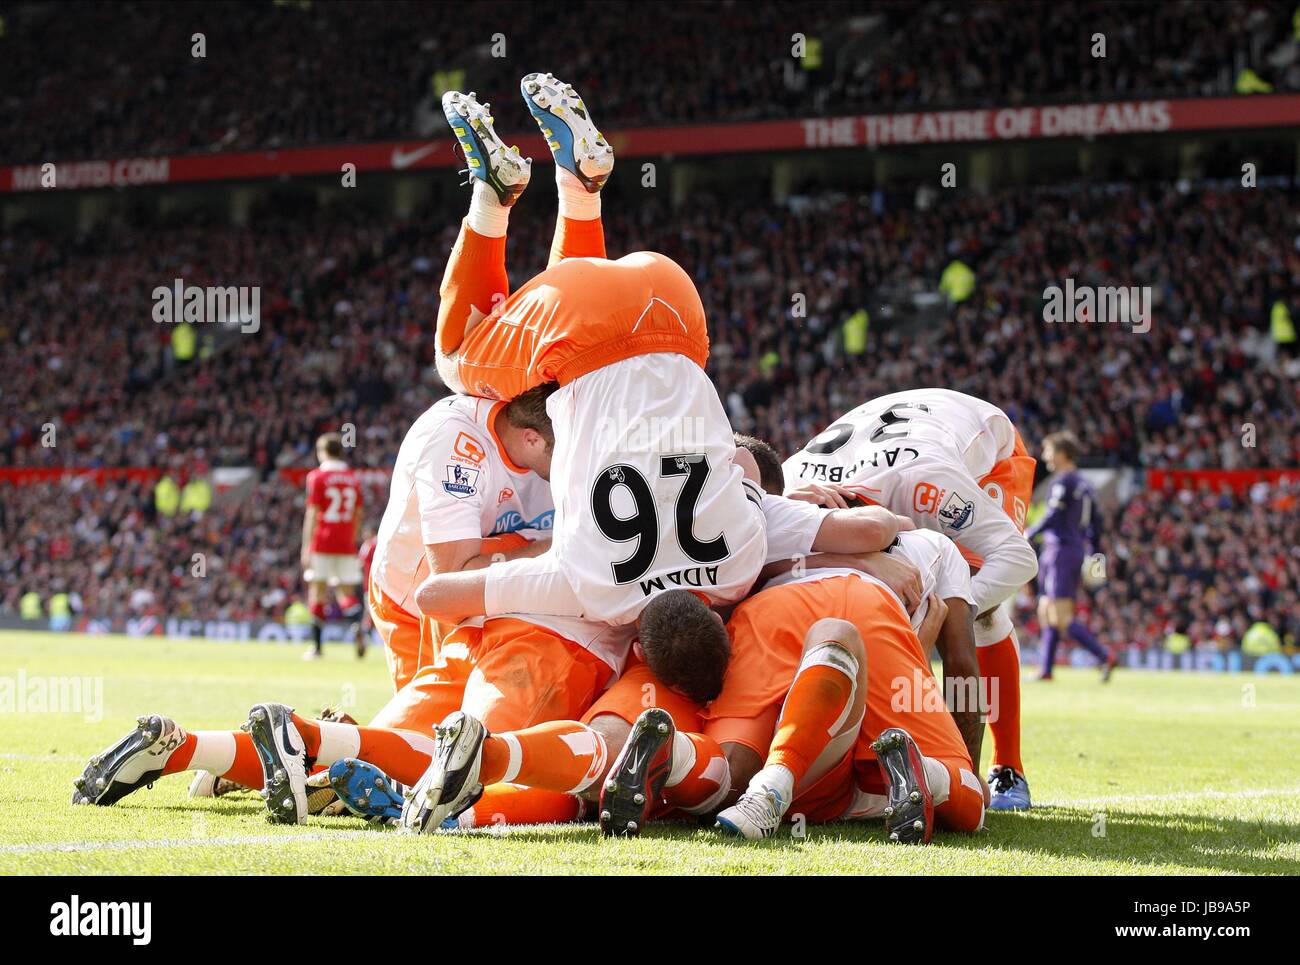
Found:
<box><xmin>716</xmin><ymin>618</ymin><xmax>867</xmax><ymax>840</ymax></box>
<box><xmin>329</xmin><ymin>581</ymin><xmax>364</xmax><ymax>659</ymax></box>
<box><xmin>304</xmin><ymin>578</ymin><xmax>328</xmax><ymax>661</ymax></box>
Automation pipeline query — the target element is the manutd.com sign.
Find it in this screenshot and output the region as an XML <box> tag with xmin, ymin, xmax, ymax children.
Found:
<box><xmin>5</xmin><ymin>94</ymin><xmax>1300</xmax><ymax>194</ymax></box>
<box><xmin>8</xmin><ymin>156</ymin><xmax>171</xmax><ymax>191</ymax></box>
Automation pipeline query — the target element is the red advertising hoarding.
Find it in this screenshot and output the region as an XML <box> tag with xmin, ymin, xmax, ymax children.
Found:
<box><xmin>5</xmin><ymin>93</ymin><xmax>1299</xmax><ymax>194</ymax></box>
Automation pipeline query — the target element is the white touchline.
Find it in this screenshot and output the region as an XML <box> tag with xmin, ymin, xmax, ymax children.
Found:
<box><xmin>0</xmin><ymin>753</ymin><xmax>81</xmax><ymax>761</ymax></box>
<box><xmin>1</xmin><ymin>831</ymin><xmax>378</xmax><ymax>855</ymax></box>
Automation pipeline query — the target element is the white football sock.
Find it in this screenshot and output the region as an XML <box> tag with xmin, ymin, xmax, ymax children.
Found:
<box><xmin>556</xmin><ymin>165</ymin><xmax>601</xmax><ymax>221</ymax></box>
<box><xmin>466</xmin><ymin>179</ymin><xmax>510</xmax><ymax>237</ymax></box>
<box><xmin>923</xmin><ymin>756</ymin><xmax>951</xmax><ymax>805</ymax></box>
<box><xmin>188</xmin><ymin>731</ymin><xmax>237</xmax><ymax>774</ymax></box>
<box><xmin>314</xmin><ymin>720</ymin><xmax>362</xmax><ymax>767</ymax></box>
<box><xmin>665</xmin><ymin>731</ymin><xmax>696</xmax><ymax>787</ymax></box>
<box><xmin>749</xmin><ymin>763</ymin><xmax>795</xmax><ymax>804</ymax></box>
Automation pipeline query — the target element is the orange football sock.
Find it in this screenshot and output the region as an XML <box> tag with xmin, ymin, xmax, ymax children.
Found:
<box><xmin>768</xmin><ymin>662</ymin><xmax>856</xmax><ymax>785</ymax></box>
<box><xmin>292</xmin><ymin>713</ymin><xmax>436</xmax><ymax>785</ymax></box>
<box><xmin>353</xmin><ymin>728</ymin><xmax>439</xmax><ymax>785</ymax></box>
<box><xmin>458</xmin><ymin>784</ymin><xmax>587</xmax><ymax>828</ymax></box>
<box><xmin>662</xmin><ymin>731</ymin><xmax>730</xmax><ymax>815</ymax></box>
<box><xmin>162</xmin><ymin>731</ymin><xmax>265</xmax><ymax>789</ymax></box>
<box><xmin>977</xmin><ymin>636</ymin><xmax>1023</xmax><ymax>772</ymax></box>
<box><xmin>548</xmin><ymin>214</ymin><xmax>606</xmax><ymax>267</ymax></box>
<box><xmin>932</xmin><ymin>758</ymin><xmax>986</xmax><ymax>833</ymax></box>
<box><xmin>479</xmin><ymin>720</ymin><xmax>608</xmax><ymax>794</ymax></box>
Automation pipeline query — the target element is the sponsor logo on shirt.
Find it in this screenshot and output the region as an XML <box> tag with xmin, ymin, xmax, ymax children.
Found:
<box><xmin>914</xmin><ymin>482</ymin><xmax>943</xmax><ymax>515</ymax></box>
<box><xmin>452</xmin><ymin>432</ymin><xmax>487</xmax><ymax>465</ymax></box>
<box><xmin>443</xmin><ymin>464</ymin><xmax>480</xmax><ymax>499</ymax></box>
<box><xmin>490</xmin><ymin>508</ymin><xmax>555</xmax><ymax>535</ymax></box>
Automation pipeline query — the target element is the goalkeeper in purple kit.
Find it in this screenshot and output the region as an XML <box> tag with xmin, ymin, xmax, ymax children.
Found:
<box><xmin>1026</xmin><ymin>432</ymin><xmax>1116</xmax><ymax>681</ymax></box>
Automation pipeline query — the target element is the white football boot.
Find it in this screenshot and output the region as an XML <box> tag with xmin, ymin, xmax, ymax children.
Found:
<box><xmin>441</xmin><ymin>90</ymin><xmax>531</xmax><ymax>206</ymax></box>
<box><xmin>400</xmin><ymin>711</ymin><xmax>486</xmax><ymax>834</ymax></box>
<box><xmin>244</xmin><ymin>702</ymin><xmax>309</xmax><ymax>825</ymax></box>
<box><xmin>520</xmin><ymin>72</ymin><xmax>614</xmax><ymax>192</ymax></box>
<box><xmin>714</xmin><ymin>784</ymin><xmax>789</xmax><ymax>840</ymax></box>
<box><xmin>72</xmin><ymin>715</ymin><xmax>187</xmax><ymax>806</ymax></box>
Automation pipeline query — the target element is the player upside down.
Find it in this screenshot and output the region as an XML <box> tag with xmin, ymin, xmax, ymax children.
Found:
<box><xmin>68</xmin><ymin>75</ymin><xmax>977</xmax><ymax>847</ymax></box>
<box><xmin>429</xmin><ymin>73</ymin><xmax>768</xmax><ymax>650</ymax></box>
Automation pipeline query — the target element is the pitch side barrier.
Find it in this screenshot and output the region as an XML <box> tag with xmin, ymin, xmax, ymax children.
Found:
<box><xmin>2</xmin><ymin>617</ymin><xmax>1295</xmax><ymax>672</ymax></box>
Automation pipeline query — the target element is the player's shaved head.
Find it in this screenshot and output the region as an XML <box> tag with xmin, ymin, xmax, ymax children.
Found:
<box><xmin>637</xmin><ymin>590</ymin><xmax>730</xmax><ymax>704</ymax></box>
<box><xmin>734</xmin><ymin>433</ymin><xmax>784</xmax><ymax>494</ymax></box>
<box><xmin>506</xmin><ymin>381</ymin><xmax>560</xmax><ymax>448</ymax></box>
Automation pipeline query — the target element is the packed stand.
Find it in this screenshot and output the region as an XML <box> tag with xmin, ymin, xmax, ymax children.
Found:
<box><xmin>3</xmin><ymin>177</ymin><xmax>1299</xmax><ymax>635</ymax></box>
<box><xmin>3</xmin><ymin>0</ymin><xmax>1296</xmax><ymax>165</ymax></box>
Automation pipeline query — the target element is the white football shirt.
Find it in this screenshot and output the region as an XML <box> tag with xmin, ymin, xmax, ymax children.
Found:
<box><xmin>371</xmin><ymin>395</ymin><xmax>554</xmax><ymax>616</ymax></box>
<box><xmin>485</xmin><ymin>354</ymin><xmax>768</xmax><ymax>625</ymax></box>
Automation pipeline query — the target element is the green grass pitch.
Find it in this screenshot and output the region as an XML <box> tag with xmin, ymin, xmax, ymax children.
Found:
<box><xmin>2</xmin><ymin>630</ymin><xmax>1297</xmax><ymax>875</ymax></box>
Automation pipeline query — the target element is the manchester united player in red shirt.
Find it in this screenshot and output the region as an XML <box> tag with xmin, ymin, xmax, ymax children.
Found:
<box><xmin>301</xmin><ymin>433</ymin><xmax>363</xmax><ymax>660</ymax></box>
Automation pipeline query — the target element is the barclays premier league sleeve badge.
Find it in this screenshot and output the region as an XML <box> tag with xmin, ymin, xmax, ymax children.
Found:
<box><xmin>443</xmin><ymin>464</ymin><xmax>480</xmax><ymax>499</ymax></box>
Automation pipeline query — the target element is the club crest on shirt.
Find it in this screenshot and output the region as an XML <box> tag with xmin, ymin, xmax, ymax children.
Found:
<box><xmin>443</xmin><ymin>464</ymin><xmax>480</xmax><ymax>499</ymax></box>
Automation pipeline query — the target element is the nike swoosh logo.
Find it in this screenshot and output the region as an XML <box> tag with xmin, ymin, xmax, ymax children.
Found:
<box><xmin>626</xmin><ymin>748</ymin><xmax>646</xmax><ymax>775</ymax></box>
<box><xmin>391</xmin><ymin>144</ymin><xmax>438</xmax><ymax>170</ymax></box>
<box><xmin>278</xmin><ymin>713</ymin><xmax>302</xmax><ymax>758</ymax></box>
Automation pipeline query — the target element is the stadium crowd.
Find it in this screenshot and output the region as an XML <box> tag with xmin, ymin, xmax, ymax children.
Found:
<box><xmin>0</xmin><ymin>473</ymin><xmax>387</xmax><ymax>623</ymax></box>
<box><xmin>3</xmin><ymin>0</ymin><xmax>1297</xmax><ymax>165</ymax></box>
<box><xmin>2</xmin><ymin>174</ymin><xmax>1298</xmax><ymax>648</ymax></box>
<box><xmin>1083</xmin><ymin>475</ymin><xmax>1300</xmax><ymax>653</ymax></box>
<box><xmin>6</xmin><ymin>179</ymin><xmax>1298</xmax><ymax>472</ymax></box>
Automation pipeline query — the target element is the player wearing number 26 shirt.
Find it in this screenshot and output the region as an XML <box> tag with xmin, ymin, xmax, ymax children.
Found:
<box><xmin>427</xmin><ymin>81</ymin><xmax>766</xmax><ymax>631</ymax></box>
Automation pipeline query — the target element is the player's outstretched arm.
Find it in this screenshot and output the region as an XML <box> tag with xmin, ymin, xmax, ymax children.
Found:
<box><xmin>968</xmin><ymin>524</ymin><xmax>1038</xmax><ymax>616</ymax></box>
<box><xmin>426</xmin><ymin>536</ymin><xmax>551</xmax><ymax>575</ymax></box>
<box><xmin>414</xmin><ymin>569</ymin><xmax>489</xmax><ymax>624</ymax></box>
<box><xmin>810</xmin><ymin>505</ymin><xmax>910</xmax><ymax>555</ymax></box>
<box><xmin>934</xmin><ymin>596</ymin><xmax>984</xmax><ymax>769</ymax></box>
